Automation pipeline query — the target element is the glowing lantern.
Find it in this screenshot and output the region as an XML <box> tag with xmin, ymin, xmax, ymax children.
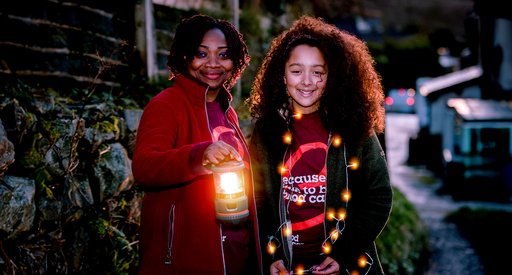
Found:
<box><xmin>209</xmin><ymin>160</ymin><xmax>249</xmax><ymax>224</ymax></box>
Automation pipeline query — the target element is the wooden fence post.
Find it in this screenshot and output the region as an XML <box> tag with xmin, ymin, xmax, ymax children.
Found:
<box><xmin>135</xmin><ymin>0</ymin><xmax>157</xmax><ymax>80</ymax></box>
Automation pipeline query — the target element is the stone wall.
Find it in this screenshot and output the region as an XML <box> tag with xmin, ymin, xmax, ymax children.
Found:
<box><xmin>0</xmin><ymin>1</ymin><xmax>145</xmax><ymax>273</ymax></box>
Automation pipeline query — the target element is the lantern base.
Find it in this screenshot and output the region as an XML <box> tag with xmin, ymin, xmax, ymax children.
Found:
<box><xmin>215</xmin><ymin>209</ymin><xmax>249</xmax><ymax>224</ymax></box>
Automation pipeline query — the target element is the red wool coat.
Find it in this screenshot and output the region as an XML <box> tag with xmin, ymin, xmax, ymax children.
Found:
<box><xmin>132</xmin><ymin>75</ymin><xmax>262</xmax><ymax>274</ymax></box>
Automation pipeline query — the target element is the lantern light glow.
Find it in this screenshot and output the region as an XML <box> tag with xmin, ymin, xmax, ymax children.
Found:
<box><xmin>219</xmin><ymin>172</ymin><xmax>242</xmax><ymax>194</ymax></box>
<box><xmin>209</xmin><ymin>161</ymin><xmax>249</xmax><ymax>224</ymax></box>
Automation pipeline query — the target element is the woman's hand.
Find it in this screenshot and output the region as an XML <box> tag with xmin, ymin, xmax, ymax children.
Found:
<box><xmin>311</xmin><ymin>257</ymin><xmax>339</xmax><ymax>274</ymax></box>
<box><xmin>202</xmin><ymin>140</ymin><xmax>242</xmax><ymax>165</ymax></box>
<box><xmin>270</xmin><ymin>260</ymin><xmax>289</xmax><ymax>275</ymax></box>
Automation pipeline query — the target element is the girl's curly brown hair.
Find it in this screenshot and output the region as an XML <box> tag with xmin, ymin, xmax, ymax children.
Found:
<box><xmin>167</xmin><ymin>14</ymin><xmax>250</xmax><ymax>90</ymax></box>
<box><xmin>247</xmin><ymin>16</ymin><xmax>385</xmax><ymax>145</ymax></box>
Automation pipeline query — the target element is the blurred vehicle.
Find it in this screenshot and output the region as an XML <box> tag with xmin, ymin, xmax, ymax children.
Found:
<box><xmin>385</xmin><ymin>88</ymin><xmax>416</xmax><ymax>113</ymax></box>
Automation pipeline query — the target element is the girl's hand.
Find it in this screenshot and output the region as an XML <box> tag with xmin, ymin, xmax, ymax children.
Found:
<box><xmin>311</xmin><ymin>257</ymin><xmax>340</xmax><ymax>274</ymax></box>
<box><xmin>270</xmin><ymin>260</ymin><xmax>289</xmax><ymax>275</ymax></box>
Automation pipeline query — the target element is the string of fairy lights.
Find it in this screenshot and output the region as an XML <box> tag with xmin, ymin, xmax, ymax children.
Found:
<box><xmin>265</xmin><ymin>112</ymin><xmax>374</xmax><ymax>275</ymax></box>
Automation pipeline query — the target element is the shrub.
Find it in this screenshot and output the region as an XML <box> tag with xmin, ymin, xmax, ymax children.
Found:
<box><xmin>377</xmin><ymin>186</ymin><xmax>429</xmax><ymax>275</ymax></box>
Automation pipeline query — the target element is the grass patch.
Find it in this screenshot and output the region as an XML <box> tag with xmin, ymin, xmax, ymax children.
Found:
<box><xmin>445</xmin><ymin>207</ymin><xmax>512</xmax><ymax>275</ymax></box>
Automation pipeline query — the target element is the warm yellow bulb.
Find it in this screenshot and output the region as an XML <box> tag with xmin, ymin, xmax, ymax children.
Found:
<box><xmin>342</xmin><ymin>189</ymin><xmax>351</xmax><ymax>202</ymax></box>
<box><xmin>219</xmin><ymin>172</ymin><xmax>241</xmax><ymax>194</ymax></box>
<box><xmin>327</xmin><ymin>208</ymin><xmax>335</xmax><ymax>221</ymax></box>
<box><xmin>267</xmin><ymin>243</ymin><xmax>275</xmax><ymax>255</ymax></box>
<box><xmin>278</xmin><ymin>164</ymin><xmax>287</xmax><ymax>174</ymax></box>
<box><xmin>358</xmin><ymin>255</ymin><xmax>367</xmax><ymax>268</ymax></box>
<box><xmin>282</xmin><ymin>131</ymin><xmax>292</xmax><ymax>144</ymax></box>
<box><xmin>338</xmin><ymin>208</ymin><xmax>346</xmax><ymax>220</ymax></box>
<box><xmin>331</xmin><ymin>230</ymin><xmax>339</xmax><ymax>241</ymax></box>
<box><xmin>295</xmin><ymin>197</ymin><xmax>305</xmax><ymax>206</ymax></box>
<box><xmin>332</xmin><ymin>134</ymin><xmax>342</xmax><ymax>147</ymax></box>
<box><xmin>322</xmin><ymin>242</ymin><xmax>331</xmax><ymax>254</ymax></box>
<box><xmin>295</xmin><ymin>266</ymin><xmax>305</xmax><ymax>274</ymax></box>
<box><xmin>349</xmin><ymin>158</ymin><xmax>359</xmax><ymax>170</ymax></box>
<box><xmin>283</xmin><ymin>226</ymin><xmax>292</xmax><ymax>237</ymax></box>
<box><xmin>333</xmin><ymin>138</ymin><xmax>341</xmax><ymax>147</ymax></box>
<box><xmin>294</xmin><ymin>112</ymin><xmax>303</xmax><ymax>119</ymax></box>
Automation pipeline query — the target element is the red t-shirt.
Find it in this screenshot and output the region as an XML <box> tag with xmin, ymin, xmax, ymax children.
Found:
<box><xmin>282</xmin><ymin>111</ymin><xmax>329</xmax><ymax>269</ymax></box>
<box><xmin>207</xmin><ymin>101</ymin><xmax>250</xmax><ymax>275</ymax></box>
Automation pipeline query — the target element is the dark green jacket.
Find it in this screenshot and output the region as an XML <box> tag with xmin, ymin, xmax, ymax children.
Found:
<box><xmin>249</xmin><ymin>112</ymin><xmax>392</xmax><ymax>274</ymax></box>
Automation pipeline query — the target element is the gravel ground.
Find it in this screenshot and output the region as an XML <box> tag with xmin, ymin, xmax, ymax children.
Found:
<box><xmin>385</xmin><ymin>113</ymin><xmax>512</xmax><ymax>275</ymax></box>
<box><xmin>390</xmin><ymin>165</ymin><xmax>485</xmax><ymax>275</ymax></box>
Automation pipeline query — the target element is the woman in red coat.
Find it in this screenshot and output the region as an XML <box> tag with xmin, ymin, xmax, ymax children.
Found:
<box><xmin>132</xmin><ymin>14</ymin><xmax>262</xmax><ymax>275</ymax></box>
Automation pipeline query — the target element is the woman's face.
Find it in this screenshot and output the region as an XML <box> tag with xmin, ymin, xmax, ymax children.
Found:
<box><xmin>187</xmin><ymin>28</ymin><xmax>234</xmax><ymax>93</ymax></box>
<box><xmin>284</xmin><ymin>44</ymin><xmax>328</xmax><ymax>114</ymax></box>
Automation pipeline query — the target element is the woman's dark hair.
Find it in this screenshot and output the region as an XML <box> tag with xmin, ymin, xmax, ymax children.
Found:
<box><xmin>167</xmin><ymin>14</ymin><xmax>250</xmax><ymax>89</ymax></box>
<box><xmin>247</xmin><ymin>16</ymin><xmax>385</xmax><ymax>145</ymax></box>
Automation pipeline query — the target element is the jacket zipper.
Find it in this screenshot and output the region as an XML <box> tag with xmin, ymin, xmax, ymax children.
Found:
<box><xmin>280</xmin><ymin>146</ymin><xmax>293</xmax><ymax>270</ymax></box>
<box><xmin>164</xmin><ymin>204</ymin><xmax>175</xmax><ymax>265</ymax></box>
<box><xmin>204</xmin><ymin>86</ymin><xmax>227</xmax><ymax>275</ymax></box>
<box><xmin>323</xmin><ymin>133</ymin><xmax>333</xmax><ymax>240</ymax></box>
<box><xmin>280</xmin><ymin>115</ymin><xmax>293</xmax><ymax>270</ymax></box>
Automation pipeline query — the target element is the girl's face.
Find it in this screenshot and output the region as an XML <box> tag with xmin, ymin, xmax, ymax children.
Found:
<box><xmin>187</xmin><ymin>28</ymin><xmax>234</xmax><ymax>93</ymax></box>
<box><xmin>284</xmin><ymin>44</ymin><xmax>328</xmax><ymax>114</ymax></box>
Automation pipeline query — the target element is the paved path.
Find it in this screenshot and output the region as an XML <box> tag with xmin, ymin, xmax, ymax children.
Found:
<box><xmin>384</xmin><ymin>113</ymin><xmax>512</xmax><ymax>275</ymax></box>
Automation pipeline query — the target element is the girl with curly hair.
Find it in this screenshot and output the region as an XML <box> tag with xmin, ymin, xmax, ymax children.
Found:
<box><xmin>248</xmin><ymin>16</ymin><xmax>392</xmax><ymax>275</ymax></box>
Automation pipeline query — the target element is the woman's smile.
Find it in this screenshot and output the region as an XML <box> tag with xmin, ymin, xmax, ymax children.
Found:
<box><xmin>187</xmin><ymin>28</ymin><xmax>234</xmax><ymax>95</ymax></box>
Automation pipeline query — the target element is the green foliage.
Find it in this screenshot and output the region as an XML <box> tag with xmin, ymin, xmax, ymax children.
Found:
<box><xmin>18</xmin><ymin>132</ymin><xmax>45</xmax><ymax>169</ymax></box>
<box><xmin>93</xmin><ymin>115</ymin><xmax>120</xmax><ymax>137</ymax></box>
<box><xmin>89</xmin><ymin>217</ymin><xmax>139</xmax><ymax>274</ymax></box>
<box><xmin>377</xmin><ymin>33</ymin><xmax>443</xmax><ymax>89</ymax></box>
<box><xmin>446</xmin><ymin>207</ymin><xmax>512</xmax><ymax>275</ymax></box>
<box><xmin>376</xmin><ymin>186</ymin><xmax>429</xmax><ymax>275</ymax></box>
<box><xmin>34</xmin><ymin>166</ymin><xmax>55</xmax><ymax>199</ymax></box>
<box><xmin>240</xmin><ymin>9</ymin><xmax>262</xmax><ymax>39</ymax></box>
<box><xmin>148</xmin><ymin>75</ymin><xmax>174</xmax><ymax>95</ymax></box>
<box><xmin>368</xmin><ymin>41</ymin><xmax>389</xmax><ymax>66</ymax></box>
<box><xmin>127</xmin><ymin>75</ymin><xmax>173</xmax><ymax>108</ymax></box>
<box><xmin>2</xmin><ymin>80</ymin><xmax>33</xmax><ymax>103</ymax></box>
<box><xmin>383</xmin><ymin>34</ymin><xmax>430</xmax><ymax>50</ymax></box>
